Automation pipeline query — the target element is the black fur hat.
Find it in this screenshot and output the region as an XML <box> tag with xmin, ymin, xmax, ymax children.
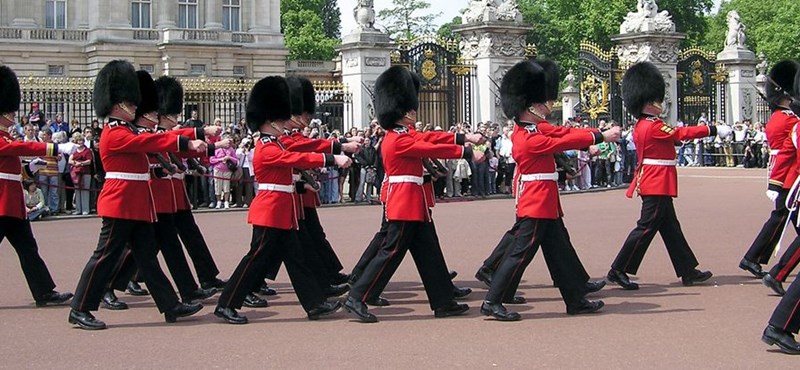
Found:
<box><xmin>93</xmin><ymin>60</ymin><xmax>141</xmax><ymax>117</ymax></box>
<box><xmin>245</xmin><ymin>76</ymin><xmax>291</xmax><ymax>133</ymax></box>
<box><xmin>622</xmin><ymin>62</ymin><xmax>665</xmax><ymax>117</ymax></box>
<box><xmin>500</xmin><ymin>61</ymin><xmax>546</xmax><ymax>119</ymax></box>
<box><xmin>766</xmin><ymin>60</ymin><xmax>799</xmax><ymax>111</ymax></box>
<box><xmin>154</xmin><ymin>76</ymin><xmax>184</xmax><ymax>116</ymax></box>
<box><xmin>298</xmin><ymin>77</ymin><xmax>316</xmax><ymax>115</ymax></box>
<box><xmin>0</xmin><ymin>65</ymin><xmax>21</xmax><ymax>115</ymax></box>
<box><xmin>286</xmin><ymin>76</ymin><xmax>304</xmax><ymax>116</ymax></box>
<box><xmin>374</xmin><ymin>66</ymin><xmax>419</xmax><ymax>129</ymax></box>
<box><xmin>135</xmin><ymin>71</ymin><xmax>158</xmax><ymax>117</ymax></box>
<box><xmin>536</xmin><ymin>60</ymin><xmax>560</xmax><ymax>102</ymax></box>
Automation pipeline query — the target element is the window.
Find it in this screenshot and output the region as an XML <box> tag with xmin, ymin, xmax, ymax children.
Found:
<box><xmin>233</xmin><ymin>66</ymin><xmax>246</xmax><ymax>76</ymax></box>
<box><xmin>222</xmin><ymin>0</ymin><xmax>241</xmax><ymax>31</ymax></box>
<box><xmin>131</xmin><ymin>0</ymin><xmax>152</xmax><ymax>29</ymax></box>
<box><xmin>48</xmin><ymin>65</ymin><xmax>65</xmax><ymax>76</ymax></box>
<box><xmin>45</xmin><ymin>0</ymin><xmax>67</xmax><ymax>29</ymax></box>
<box><xmin>178</xmin><ymin>0</ymin><xmax>198</xmax><ymax>29</ymax></box>
<box><xmin>190</xmin><ymin>64</ymin><xmax>206</xmax><ymax>76</ymax></box>
<box><xmin>140</xmin><ymin>64</ymin><xmax>155</xmax><ymax>74</ymax></box>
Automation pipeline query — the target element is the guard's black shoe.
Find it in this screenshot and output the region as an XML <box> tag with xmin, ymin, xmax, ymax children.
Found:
<box><xmin>763</xmin><ymin>274</ymin><xmax>786</xmax><ymax>296</ymax></box>
<box><xmin>607</xmin><ymin>269</ymin><xmax>639</xmax><ymax>290</ymax></box>
<box><xmin>68</xmin><ymin>309</ymin><xmax>106</xmax><ymax>330</ymax></box>
<box><xmin>566</xmin><ymin>299</ymin><xmax>605</xmax><ymax>315</ymax></box>
<box><xmin>258</xmin><ymin>282</ymin><xmax>277</xmax><ymax>296</ymax></box>
<box><xmin>475</xmin><ymin>266</ymin><xmax>493</xmax><ymax>287</ymax></box>
<box><xmin>331</xmin><ymin>272</ymin><xmax>350</xmax><ymax>286</ymax></box>
<box><xmin>101</xmin><ymin>290</ymin><xmax>128</xmax><ymax>310</ymax></box>
<box><xmin>347</xmin><ymin>273</ymin><xmax>359</xmax><ymax>286</ymax></box>
<box><xmin>164</xmin><ymin>302</ymin><xmax>203</xmax><ymax>323</ymax></box>
<box><xmin>453</xmin><ymin>286</ymin><xmax>472</xmax><ymax>299</ymax></box>
<box><xmin>502</xmin><ymin>296</ymin><xmax>526</xmax><ymax>305</ymax></box>
<box><xmin>243</xmin><ymin>293</ymin><xmax>269</xmax><ymax>308</ymax></box>
<box><xmin>480</xmin><ymin>301</ymin><xmax>521</xmax><ymax>321</ymax></box>
<box><xmin>681</xmin><ymin>269</ymin><xmax>713</xmax><ymax>286</ymax></box>
<box><xmin>365</xmin><ymin>296</ymin><xmax>391</xmax><ymax>307</ymax></box>
<box><xmin>214</xmin><ymin>306</ymin><xmax>248</xmax><ymax>325</ymax></box>
<box><xmin>35</xmin><ymin>291</ymin><xmax>73</xmax><ymax>307</ymax></box>
<box><xmin>343</xmin><ymin>296</ymin><xmax>378</xmax><ymax>323</ymax></box>
<box><xmin>449</xmin><ymin>270</ymin><xmax>458</xmax><ymax>280</ymax></box>
<box><xmin>762</xmin><ymin>325</ymin><xmax>800</xmax><ymax>354</ymax></box>
<box><xmin>324</xmin><ymin>283</ymin><xmax>349</xmax><ymax>298</ymax></box>
<box><xmin>182</xmin><ymin>287</ymin><xmax>218</xmax><ymax>303</ymax></box>
<box><xmin>739</xmin><ymin>259</ymin><xmax>767</xmax><ymax>278</ymax></box>
<box><xmin>434</xmin><ymin>301</ymin><xmax>469</xmax><ymax>318</ymax></box>
<box><xmin>201</xmin><ymin>278</ymin><xmax>228</xmax><ymax>290</ymax></box>
<box><xmin>126</xmin><ymin>281</ymin><xmax>149</xmax><ymax>296</ymax></box>
<box><xmin>585</xmin><ymin>280</ymin><xmax>607</xmax><ymax>294</ymax></box>
<box><xmin>308</xmin><ymin>301</ymin><xmax>342</xmax><ymax>320</ymax></box>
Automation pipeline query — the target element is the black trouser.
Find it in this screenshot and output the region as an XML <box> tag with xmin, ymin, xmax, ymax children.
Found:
<box><xmin>109</xmin><ymin>213</ymin><xmax>200</xmax><ymax>298</ymax></box>
<box><xmin>259</xmin><ymin>217</ymin><xmax>335</xmax><ymax>289</ymax></box>
<box><xmin>0</xmin><ymin>216</ymin><xmax>57</xmax><ymax>300</ymax></box>
<box><xmin>485</xmin><ymin>217</ymin><xmax>586</xmax><ymax>307</ymax></box>
<box><xmin>769</xmin><ymin>277</ymin><xmax>800</xmax><ymax>334</ymax></box>
<box><xmin>769</xmin><ymin>235</ymin><xmax>800</xmax><ymax>282</ymax></box>
<box><xmin>612</xmin><ymin>196</ymin><xmax>699</xmax><ymax>277</ymax></box>
<box><xmin>72</xmin><ymin>217</ymin><xmax>179</xmax><ymax>312</ymax></box>
<box><xmin>217</xmin><ymin>226</ymin><xmax>324</xmax><ymax>312</ymax></box>
<box><xmin>174</xmin><ymin>209</ymin><xmax>220</xmax><ymax>284</ymax></box>
<box><xmin>744</xmin><ymin>189</ymin><xmax>796</xmax><ymax>265</ymax></box>
<box><xmin>303</xmin><ymin>207</ymin><xmax>344</xmax><ymax>276</ymax></box>
<box><xmin>351</xmin><ymin>214</ymin><xmax>390</xmax><ymax>281</ymax></box>
<box><xmin>349</xmin><ymin>220</ymin><xmax>453</xmax><ymax>310</ymax></box>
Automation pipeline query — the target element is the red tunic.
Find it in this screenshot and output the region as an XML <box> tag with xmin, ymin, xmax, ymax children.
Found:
<box><xmin>142</xmin><ymin>126</ymin><xmax>199</xmax><ymax>214</ymax></box>
<box><xmin>0</xmin><ymin>131</ymin><xmax>57</xmax><ymax>219</ymax></box>
<box><xmin>287</xmin><ymin>131</ymin><xmax>340</xmax><ymax>210</ymax></box>
<box><xmin>625</xmin><ymin>116</ymin><xmax>713</xmax><ymax>198</ymax></box>
<box><xmin>382</xmin><ymin>127</ymin><xmax>470</xmax><ymax>222</ymax></box>
<box><xmin>766</xmin><ymin>110</ymin><xmax>799</xmax><ymax>189</ymax></box>
<box><xmin>513</xmin><ymin>121</ymin><xmax>601</xmax><ymax>219</ymax></box>
<box><xmin>248</xmin><ymin>133</ymin><xmax>333</xmax><ymax>229</ymax></box>
<box><xmin>97</xmin><ymin>121</ymin><xmax>191</xmax><ymax>222</ymax></box>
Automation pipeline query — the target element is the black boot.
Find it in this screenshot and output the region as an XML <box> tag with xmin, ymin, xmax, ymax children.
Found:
<box><xmin>164</xmin><ymin>302</ymin><xmax>203</xmax><ymax>323</ymax></box>
<box><xmin>101</xmin><ymin>290</ymin><xmax>129</xmax><ymax>310</ymax></box>
<box><xmin>126</xmin><ymin>281</ymin><xmax>149</xmax><ymax>296</ymax></box>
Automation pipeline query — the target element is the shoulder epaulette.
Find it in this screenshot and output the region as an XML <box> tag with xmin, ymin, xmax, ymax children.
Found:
<box><xmin>259</xmin><ymin>135</ymin><xmax>273</xmax><ymax>144</ymax></box>
<box><xmin>524</xmin><ymin>124</ymin><xmax>538</xmax><ymax>133</ymax></box>
<box><xmin>645</xmin><ymin>116</ymin><xmax>659</xmax><ymax>122</ymax></box>
<box><xmin>393</xmin><ymin>127</ymin><xmax>409</xmax><ymax>134</ymax></box>
<box><xmin>782</xmin><ymin>109</ymin><xmax>796</xmax><ymax>117</ymax></box>
<box><xmin>659</xmin><ymin>124</ymin><xmax>675</xmax><ymax>134</ymax></box>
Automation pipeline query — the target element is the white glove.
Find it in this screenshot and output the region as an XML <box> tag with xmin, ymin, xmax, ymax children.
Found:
<box><xmin>766</xmin><ymin>190</ymin><xmax>779</xmax><ymax>202</ymax></box>
<box><xmin>715</xmin><ymin>125</ymin><xmax>732</xmax><ymax>139</ymax></box>
<box><xmin>27</xmin><ymin>158</ymin><xmax>47</xmax><ymax>174</ymax></box>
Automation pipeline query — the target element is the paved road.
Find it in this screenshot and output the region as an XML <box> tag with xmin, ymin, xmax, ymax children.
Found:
<box><xmin>0</xmin><ymin>167</ymin><xmax>795</xmax><ymax>368</ymax></box>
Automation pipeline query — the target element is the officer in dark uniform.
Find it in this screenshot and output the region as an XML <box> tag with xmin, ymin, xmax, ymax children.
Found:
<box><xmin>69</xmin><ymin>60</ymin><xmax>206</xmax><ymax>330</ymax></box>
<box><xmin>0</xmin><ymin>65</ymin><xmax>73</xmax><ymax>308</ymax></box>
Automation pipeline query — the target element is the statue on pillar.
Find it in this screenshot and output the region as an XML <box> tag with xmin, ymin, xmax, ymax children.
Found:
<box><xmin>354</xmin><ymin>0</ymin><xmax>376</xmax><ymax>30</ymax></box>
<box><xmin>724</xmin><ymin>11</ymin><xmax>747</xmax><ymax>49</ymax></box>
<box><xmin>756</xmin><ymin>52</ymin><xmax>768</xmax><ymax>77</ymax></box>
<box><xmin>619</xmin><ymin>0</ymin><xmax>675</xmax><ymax>34</ymax></box>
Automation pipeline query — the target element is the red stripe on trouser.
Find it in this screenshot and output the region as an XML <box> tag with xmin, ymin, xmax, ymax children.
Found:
<box><xmin>624</xmin><ymin>199</ymin><xmax>661</xmax><ymax>271</ymax></box>
<box><xmin>225</xmin><ymin>230</ymin><xmax>267</xmax><ymax>307</ymax></box>
<box><xmin>79</xmin><ymin>221</ymin><xmax>115</xmax><ymax>310</ymax></box>
<box><xmin>784</xmin><ymin>299</ymin><xmax>800</xmax><ymax>331</ymax></box>
<box><xmin>362</xmin><ymin>223</ymin><xmax>404</xmax><ymax>302</ymax></box>
<box><xmin>502</xmin><ymin>220</ymin><xmax>539</xmax><ymax>299</ymax></box>
<box><xmin>777</xmin><ymin>247</ymin><xmax>800</xmax><ymax>281</ymax></box>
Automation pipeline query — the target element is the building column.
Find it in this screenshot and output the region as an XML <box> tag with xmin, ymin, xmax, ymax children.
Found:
<box><xmin>10</xmin><ymin>0</ymin><xmax>39</xmax><ymax>28</ymax></box>
<box><xmin>106</xmin><ymin>0</ymin><xmax>130</xmax><ymax>28</ymax></box>
<box><xmin>204</xmin><ymin>0</ymin><xmax>223</xmax><ymax>30</ymax></box>
<box><xmin>249</xmin><ymin>0</ymin><xmax>277</xmax><ymax>34</ymax></box>
<box><xmin>157</xmin><ymin>0</ymin><xmax>177</xmax><ymax>29</ymax></box>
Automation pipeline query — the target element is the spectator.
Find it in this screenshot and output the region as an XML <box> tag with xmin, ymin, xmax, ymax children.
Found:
<box><xmin>83</xmin><ymin>127</ymin><xmax>96</xmax><ymax>149</ymax></box>
<box><xmin>28</xmin><ymin>102</ymin><xmax>45</xmax><ymax>129</ymax></box>
<box><xmin>487</xmin><ymin>150</ymin><xmax>498</xmax><ymax>195</ymax></box>
<box><xmin>497</xmin><ymin>123</ymin><xmax>514</xmax><ymax>194</ymax></box>
<box><xmin>90</xmin><ymin>119</ymin><xmax>102</xmax><ymax>137</ymax></box>
<box><xmin>13</xmin><ymin>115</ymin><xmax>28</xmax><ymax>137</ymax></box>
<box><xmin>732</xmin><ymin>121</ymin><xmax>748</xmax><ymax>166</ymax></box>
<box><xmin>577</xmin><ymin>148</ymin><xmax>592</xmax><ymax>190</ymax></box>
<box><xmin>89</xmin><ymin>136</ymin><xmax>104</xmax><ymax>213</ymax></box>
<box><xmin>37</xmin><ymin>128</ymin><xmax>60</xmax><ymax>214</ymax></box>
<box><xmin>22</xmin><ymin>123</ymin><xmax>39</xmax><ymax>142</ymax></box>
<box><xmin>68</xmin><ymin>132</ymin><xmax>93</xmax><ymax>215</ymax></box>
<box><xmin>54</xmin><ymin>131</ymin><xmax>76</xmax><ymax>213</ymax></box>
<box><xmin>234</xmin><ymin>136</ymin><xmax>255</xmax><ymax>208</ymax></box>
<box><xmin>209</xmin><ymin>134</ymin><xmax>237</xmax><ymax>209</ymax></box>
<box><xmin>184</xmin><ymin>110</ymin><xmax>204</xmax><ymax>128</ymax></box>
<box><xmin>24</xmin><ymin>181</ymin><xmax>47</xmax><ymax>221</ymax></box>
<box><xmin>49</xmin><ymin>113</ymin><xmax>68</xmax><ymax>133</ymax></box>
<box><xmin>752</xmin><ymin>122</ymin><xmax>767</xmax><ymax>168</ymax></box>
<box><xmin>354</xmin><ymin>137</ymin><xmax>376</xmax><ymax>203</ymax></box>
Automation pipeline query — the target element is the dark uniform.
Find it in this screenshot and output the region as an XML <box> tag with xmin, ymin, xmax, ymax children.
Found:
<box><xmin>0</xmin><ymin>65</ymin><xmax>72</xmax><ymax>307</ymax></box>
<box><xmin>607</xmin><ymin>62</ymin><xmax>719</xmax><ymax>290</ymax></box>
<box><xmin>740</xmin><ymin>60</ymin><xmax>800</xmax><ymax>279</ymax></box>
<box><xmin>69</xmin><ymin>60</ymin><xmax>203</xmax><ymax>330</ymax></box>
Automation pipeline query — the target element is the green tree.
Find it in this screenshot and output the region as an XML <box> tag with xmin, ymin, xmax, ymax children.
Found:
<box><xmin>437</xmin><ymin>16</ymin><xmax>463</xmax><ymax>40</ymax></box>
<box><xmin>281</xmin><ymin>0</ymin><xmax>339</xmax><ymax>60</ymax></box>
<box><xmin>377</xmin><ymin>0</ymin><xmax>442</xmax><ymax>40</ymax></box>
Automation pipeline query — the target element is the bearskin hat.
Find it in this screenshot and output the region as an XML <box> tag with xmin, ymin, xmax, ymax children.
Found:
<box><xmin>500</xmin><ymin>61</ymin><xmax>546</xmax><ymax>119</ymax></box>
<box><xmin>298</xmin><ymin>77</ymin><xmax>317</xmax><ymax>115</ymax></box>
<box><xmin>766</xmin><ymin>60</ymin><xmax>799</xmax><ymax>111</ymax></box>
<box><xmin>93</xmin><ymin>60</ymin><xmax>141</xmax><ymax>118</ymax></box>
<box><xmin>135</xmin><ymin>71</ymin><xmax>159</xmax><ymax>118</ymax></box>
<box><xmin>0</xmin><ymin>65</ymin><xmax>21</xmax><ymax>115</ymax></box>
<box><xmin>374</xmin><ymin>66</ymin><xmax>419</xmax><ymax>129</ymax></box>
<box><xmin>154</xmin><ymin>76</ymin><xmax>184</xmax><ymax>116</ymax></box>
<box><xmin>536</xmin><ymin>60</ymin><xmax>560</xmax><ymax>102</ymax></box>
<box><xmin>622</xmin><ymin>62</ymin><xmax>665</xmax><ymax>117</ymax></box>
<box><xmin>286</xmin><ymin>76</ymin><xmax>305</xmax><ymax>116</ymax></box>
<box><xmin>245</xmin><ymin>76</ymin><xmax>291</xmax><ymax>133</ymax></box>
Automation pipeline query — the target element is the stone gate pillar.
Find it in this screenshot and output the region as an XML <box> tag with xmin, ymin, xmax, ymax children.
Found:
<box><xmin>561</xmin><ymin>69</ymin><xmax>580</xmax><ymax>120</ymax></box>
<box><xmin>716</xmin><ymin>11</ymin><xmax>758</xmax><ymax>124</ymax></box>
<box><xmin>453</xmin><ymin>0</ymin><xmax>532</xmax><ymax>125</ymax></box>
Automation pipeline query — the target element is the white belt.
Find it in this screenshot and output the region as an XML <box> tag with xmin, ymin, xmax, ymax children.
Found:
<box><xmin>292</xmin><ymin>174</ymin><xmax>301</xmax><ymax>182</ymax></box>
<box><xmin>642</xmin><ymin>159</ymin><xmax>677</xmax><ymax>166</ymax></box>
<box><xmin>387</xmin><ymin>175</ymin><xmax>424</xmax><ymax>185</ymax></box>
<box><xmin>105</xmin><ymin>171</ymin><xmax>151</xmax><ymax>181</ymax></box>
<box><xmin>770</xmin><ymin>149</ymin><xmax>780</xmax><ymax>156</ymax></box>
<box><xmin>0</xmin><ymin>172</ymin><xmax>22</xmax><ymax>182</ymax></box>
<box><xmin>519</xmin><ymin>172</ymin><xmax>558</xmax><ymax>181</ymax></box>
<box><xmin>257</xmin><ymin>183</ymin><xmax>295</xmax><ymax>193</ymax></box>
